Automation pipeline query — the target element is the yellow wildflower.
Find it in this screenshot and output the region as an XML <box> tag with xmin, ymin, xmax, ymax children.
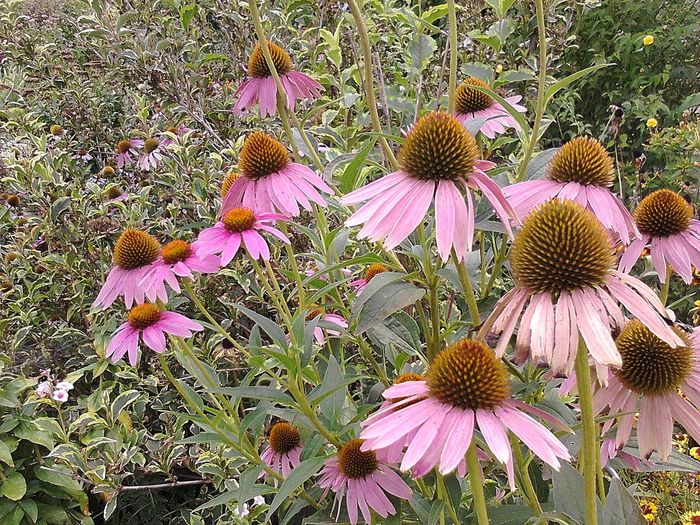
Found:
<box><xmin>690</xmin><ymin>447</ymin><xmax>700</xmax><ymax>461</ymax></box>
<box><xmin>640</xmin><ymin>499</ymin><xmax>657</xmax><ymax>522</ymax></box>
<box><xmin>646</xmin><ymin>118</ymin><xmax>658</xmax><ymax>128</ymax></box>
<box><xmin>643</xmin><ymin>35</ymin><xmax>654</xmax><ymax>46</ymax></box>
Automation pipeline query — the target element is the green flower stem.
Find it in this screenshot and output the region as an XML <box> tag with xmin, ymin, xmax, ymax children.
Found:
<box><xmin>182</xmin><ymin>279</ymin><xmax>250</xmax><ymax>357</ymax></box>
<box><xmin>158</xmin><ymin>353</ymin><xmax>319</xmax><ymax>508</ymax></box>
<box><xmin>660</xmin><ymin>265</ymin><xmax>672</xmax><ymax>305</ymax></box>
<box><xmin>447</xmin><ymin>0</ymin><xmax>458</xmax><ymax>113</ymax></box>
<box><xmin>511</xmin><ymin>436</ymin><xmax>543</xmax><ymax>516</ymax></box>
<box><xmin>356</xmin><ymin>337</ymin><xmax>390</xmax><ymax>386</ymax></box>
<box><xmin>437</xmin><ymin>472</ymin><xmax>461</xmax><ymax>525</ymax></box>
<box><xmin>250</xmin><ymin>258</ymin><xmax>293</xmax><ymax>331</ymax></box>
<box><xmin>515</xmin><ymin>0</ymin><xmax>548</xmax><ymax>182</ymax></box>
<box><xmin>286</xmin><ymin>109</ymin><xmax>326</xmax><ymax>173</ymax></box>
<box><xmin>574</xmin><ymin>338</ymin><xmax>599</xmax><ymax>525</ymax></box>
<box><xmin>346</xmin><ymin>0</ymin><xmax>398</xmax><ymax>169</ymax></box>
<box><xmin>287</xmin><ymin>380</ymin><xmax>340</xmax><ymax>447</ymax></box>
<box><xmin>452</xmin><ymin>249</ymin><xmax>481</xmax><ymax>327</ymax></box>
<box><xmin>596</xmin><ymin>451</ymin><xmax>606</xmax><ymax>504</ymax></box>
<box><xmin>263</xmin><ymin>258</ymin><xmax>293</xmax><ymax>319</ymax></box>
<box><xmin>467</xmin><ymin>441</ymin><xmax>490</xmax><ymax>525</ymax></box>
<box><xmin>247</xmin><ymin>0</ymin><xmax>324</xmax><ymax>172</ymax></box>
<box><xmin>418</xmin><ymin>224</ymin><xmax>441</xmax><ymax>360</ymax></box>
<box><xmin>481</xmin><ymin>235</ymin><xmax>508</xmax><ymax>298</ymax></box>
<box><xmin>276</xmin><ymin>221</ymin><xmax>306</xmax><ymax>308</ymax></box>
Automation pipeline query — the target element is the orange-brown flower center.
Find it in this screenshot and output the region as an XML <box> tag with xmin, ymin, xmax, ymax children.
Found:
<box><xmin>455</xmin><ymin>77</ymin><xmax>494</xmax><ymax>113</ymax></box>
<box><xmin>247</xmin><ymin>42</ymin><xmax>293</xmax><ymax>78</ymax></box>
<box><xmin>144</xmin><ymin>138</ymin><xmax>160</xmax><ymax>154</ymax></box>
<box><xmin>220</xmin><ymin>170</ymin><xmax>240</xmax><ymax>197</ymax></box>
<box><xmin>128</xmin><ymin>303</ymin><xmax>162</xmax><ymax>329</ymax></box>
<box><xmin>305</xmin><ymin>306</ymin><xmax>325</xmax><ymax>321</ymax></box>
<box><xmin>222</xmin><ymin>208</ymin><xmax>256</xmax><ymax>233</ymax></box>
<box><xmin>363</xmin><ymin>263</ymin><xmax>389</xmax><ymax>283</ymax></box>
<box><xmin>634</xmin><ymin>189</ymin><xmax>692</xmax><ymax>237</ymax></box>
<box><xmin>268</xmin><ymin>422</ymin><xmax>301</xmax><ymax>454</ymax></box>
<box><xmin>113</xmin><ymin>229</ymin><xmax>161</xmax><ymax>270</ymax></box>
<box><xmin>547</xmin><ymin>136</ymin><xmax>615</xmax><ymax>187</ymax></box>
<box><xmin>117</xmin><ymin>140</ymin><xmax>132</xmax><ymax>154</ymax></box>
<box><xmin>338</xmin><ymin>439</ymin><xmax>378</xmax><ymax>479</ymax></box>
<box><xmin>238</xmin><ymin>132</ymin><xmax>290</xmax><ymax>180</ymax></box>
<box><xmin>161</xmin><ymin>240</ymin><xmax>192</xmax><ymax>264</ymax></box>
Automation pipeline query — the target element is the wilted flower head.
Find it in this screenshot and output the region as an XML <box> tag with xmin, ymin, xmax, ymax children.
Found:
<box><xmin>220</xmin><ymin>132</ymin><xmax>333</xmax><ymax>217</ymax></box>
<box><xmin>481</xmin><ymin>199</ymin><xmax>683</xmax><ymax>374</ymax></box>
<box><xmin>453</xmin><ymin>77</ymin><xmax>526</xmax><ymax>139</ymax></box>
<box><xmin>137</xmin><ymin>138</ymin><xmax>168</xmax><ymax>171</ymax></box>
<box><xmin>620</xmin><ymin>189</ymin><xmax>700</xmax><ymax>283</ymax></box>
<box><xmin>504</xmin><ymin>136</ymin><xmax>638</xmax><ymax>242</ymax></box>
<box><xmin>115</xmin><ymin>138</ymin><xmax>144</xmax><ymax>168</ymax></box>
<box><xmin>342</xmin><ymin>111</ymin><xmax>517</xmax><ymax>261</ymax></box>
<box><xmin>233</xmin><ymin>41</ymin><xmax>323</xmax><ymax>117</ymax></box>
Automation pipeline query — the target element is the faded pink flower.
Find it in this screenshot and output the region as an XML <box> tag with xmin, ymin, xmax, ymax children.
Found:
<box><xmin>305</xmin><ymin>307</ymin><xmax>347</xmax><ymax>344</ymax></box>
<box><xmin>619</xmin><ymin>189</ymin><xmax>700</xmax><ymax>283</ymax></box>
<box><xmin>504</xmin><ymin>137</ymin><xmax>638</xmax><ymax>243</ymax></box>
<box><xmin>221</xmin><ymin>132</ymin><xmax>333</xmax><ymax>217</ymax></box>
<box><xmin>454</xmin><ymin>77</ymin><xmax>526</xmax><ymax>139</ymax></box>
<box><xmin>115</xmin><ymin>138</ymin><xmax>144</xmax><ymax>169</ymax></box>
<box><xmin>480</xmin><ymin>199</ymin><xmax>682</xmax><ymax>375</ymax></box>
<box><xmin>342</xmin><ymin>112</ymin><xmax>517</xmax><ymax>262</ymax></box>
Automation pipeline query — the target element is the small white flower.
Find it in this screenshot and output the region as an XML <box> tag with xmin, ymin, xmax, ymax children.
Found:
<box><xmin>251</xmin><ymin>496</ymin><xmax>265</xmax><ymax>507</ymax></box>
<box><xmin>52</xmin><ymin>390</ymin><xmax>69</xmax><ymax>403</ymax></box>
<box><xmin>232</xmin><ymin>503</ymin><xmax>249</xmax><ymax>518</ymax></box>
<box><xmin>36</xmin><ymin>382</ymin><xmax>53</xmax><ymax>398</ymax></box>
<box><xmin>55</xmin><ymin>381</ymin><xmax>74</xmax><ymax>391</ymax></box>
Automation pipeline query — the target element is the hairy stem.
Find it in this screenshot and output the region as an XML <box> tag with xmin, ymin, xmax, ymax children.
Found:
<box><xmin>575</xmin><ymin>339</ymin><xmax>599</xmax><ymax>525</ymax></box>
<box><xmin>452</xmin><ymin>250</ymin><xmax>481</xmax><ymax>327</ymax></box>
<box><xmin>447</xmin><ymin>0</ymin><xmax>458</xmax><ymax>113</ymax></box>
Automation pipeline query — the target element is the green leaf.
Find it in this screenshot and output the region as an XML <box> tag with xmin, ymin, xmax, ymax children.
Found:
<box><xmin>544</xmin><ymin>63</ymin><xmax>614</xmax><ymax>104</ymax></box>
<box><xmin>421</xmin><ymin>4</ymin><xmax>448</xmax><ymax>24</ymax></box>
<box><xmin>49</xmin><ymin>196</ymin><xmax>71</xmax><ymax>222</ymax></box>
<box><xmin>408</xmin><ymin>33</ymin><xmax>437</xmax><ymax>72</ymax></box>
<box><xmin>604</xmin><ymin>479</ymin><xmax>645</xmax><ymax>525</ymax></box>
<box><xmin>19</xmin><ymin>499</ymin><xmax>38</xmax><ymax>523</ymax></box>
<box><xmin>211</xmin><ymin>386</ymin><xmax>294</xmax><ymax>405</ymax></box>
<box><xmin>487</xmin><ymin>505</ymin><xmax>535</xmax><ymax>525</ymax></box>
<box><xmin>428</xmin><ymin>500</ymin><xmax>445</xmax><ymax>525</ymax></box>
<box><xmin>14</xmin><ymin>424</ymin><xmax>53</xmax><ymax>449</ymax></box>
<box><xmin>318</xmin><ymin>356</ymin><xmax>344</xmax><ymax>422</ymax></box>
<box><xmin>679</xmin><ymin>92</ymin><xmax>700</xmax><ymax>112</ymax></box>
<box><xmin>267</xmin><ymin>457</ymin><xmax>324</xmax><ymax>521</ymax></box>
<box><xmin>0</xmin><ymin>440</ymin><xmax>14</xmax><ymax>467</ymax></box>
<box><xmin>340</xmin><ymin>138</ymin><xmax>376</xmax><ymax>193</ymax></box>
<box><xmin>1</xmin><ymin>473</ymin><xmax>26</xmax><ymax>501</ymax></box>
<box><xmin>523</xmin><ymin>147</ymin><xmax>560</xmax><ymax>181</ymax></box>
<box><xmin>352</xmin><ymin>272</ymin><xmax>425</xmax><ymax>334</ymax></box>
<box><xmin>552</xmin><ymin>462</ymin><xmax>603</xmax><ymax>523</ymax></box>
<box><xmin>179</xmin><ymin>4</ymin><xmax>197</xmax><ymax>30</ymax></box>
<box><xmin>235</xmin><ymin>304</ymin><xmax>287</xmax><ymax>348</ymax></box>
<box><xmin>110</xmin><ymin>390</ymin><xmax>140</xmax><ymax>422</ymax></box>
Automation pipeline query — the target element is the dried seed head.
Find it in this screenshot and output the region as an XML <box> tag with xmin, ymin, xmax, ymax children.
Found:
<box><xmin>398</xmin><ymin>111</ymin><xmax>479</xmax><ymax>181</ymax></box>
<box><xmin>510</xmin><ymin>199</ymin><xmax>614</xmax><ymax>293</ymax></box>
<box><xmin>116</xmin><ymin>140</ymin><xmax>132</xmax><ymax>154</ymax></box>
<box><xmin>6</xmin><ymin>195</ymin><xmax>20</xmax><ymax>207</ymax></box>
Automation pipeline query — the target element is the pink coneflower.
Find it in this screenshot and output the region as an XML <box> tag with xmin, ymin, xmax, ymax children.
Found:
<box><xmin>318</xmin><ymin>439</ymin><xmax>412</xmax><ymax>525</ymax></box>
<box><xmin>93</xmin><ymin>229</ymin><xmax>167</xmax><ymax>309</ymax></box>
<box><xmin>194</xmin><ymin>208</ymin><xmax>288</xmax><ymax>265</ymax></box>
<box><xmin>360</xmin><ymin>339</ymin><xmax>571</xmax><ymax>487</ymax></box>
<box><xmin>453</xmin><ymin>77</ymin><xmax>526</xmax><ymax>139</ymax></box>
<box><xmin>503</xmin><ymin>137</ymin><xmax>638</xmax><ymax>243</ymax></box>
<box><xmin>260</xmin><ymin>422</ymin><xmax>303</xmax><ymax>476</ymax></box>
<box><xmin>104</xmin><ymin>185</ymin><xmax>128</xmax><ymax>203</ymax></box>
<box><xmin>106</xmin><ymin>303</ymin><xmax>203</xmax><ymax>366</ymax></box>
<box><xmin>137</xmin><ymin>138</ymin><xmax>169</xmax><ymax>171</ymax></box>
<box><xmin>600</xmin><ymin>438</ymin><xmax>653</xmax><ymax>470</ymax></box>
<box><xmin>305</xmin><ymin>306</ymin><xmax>347</xmax><ymax>344</ymax></box>
<box><xmin>233</xmin><ymin>42</ymin><xmax>323</xmax><ymax>117</ymax></box>
<box><xmin>593</xmin><ymin>321</ymin><xmax>700</xmax><ymax>460</ymax></box>
<box><xmin>221</xmin><ymin>132</ymin><xmax>333</xmax><ymax>217</ymax></box>
<box><xmin>479</xmin><ymin>199</ymin><xmax>682</xmax><ymax>375</ymax></box>
<box><xmin>350</xmin><ymin>263</ymin><xmax>389</xmax><ymax>293</ymax></box>
<box><xmin>341</xmin><ymin>111</ymin><xmax>517</xmax><ymax>262</ymax></box>
<box><xmin>619</xmin><ymin>189</ymin><xmax>700</xmax><ymax>283</ymax></box>
<box><xmin>72</xmin><ymin>149</ymin><xmax>93</xmax><ymax>162</ymax></box>
<box><xmin>140</xmin><ymin>240</ymin><xmax>220</xmax><ymax>296</ymax></box>
<box><xmin>115</xmin><ymin>138</ymin><xmax>144</xmax><ymax>169</ymax></box>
